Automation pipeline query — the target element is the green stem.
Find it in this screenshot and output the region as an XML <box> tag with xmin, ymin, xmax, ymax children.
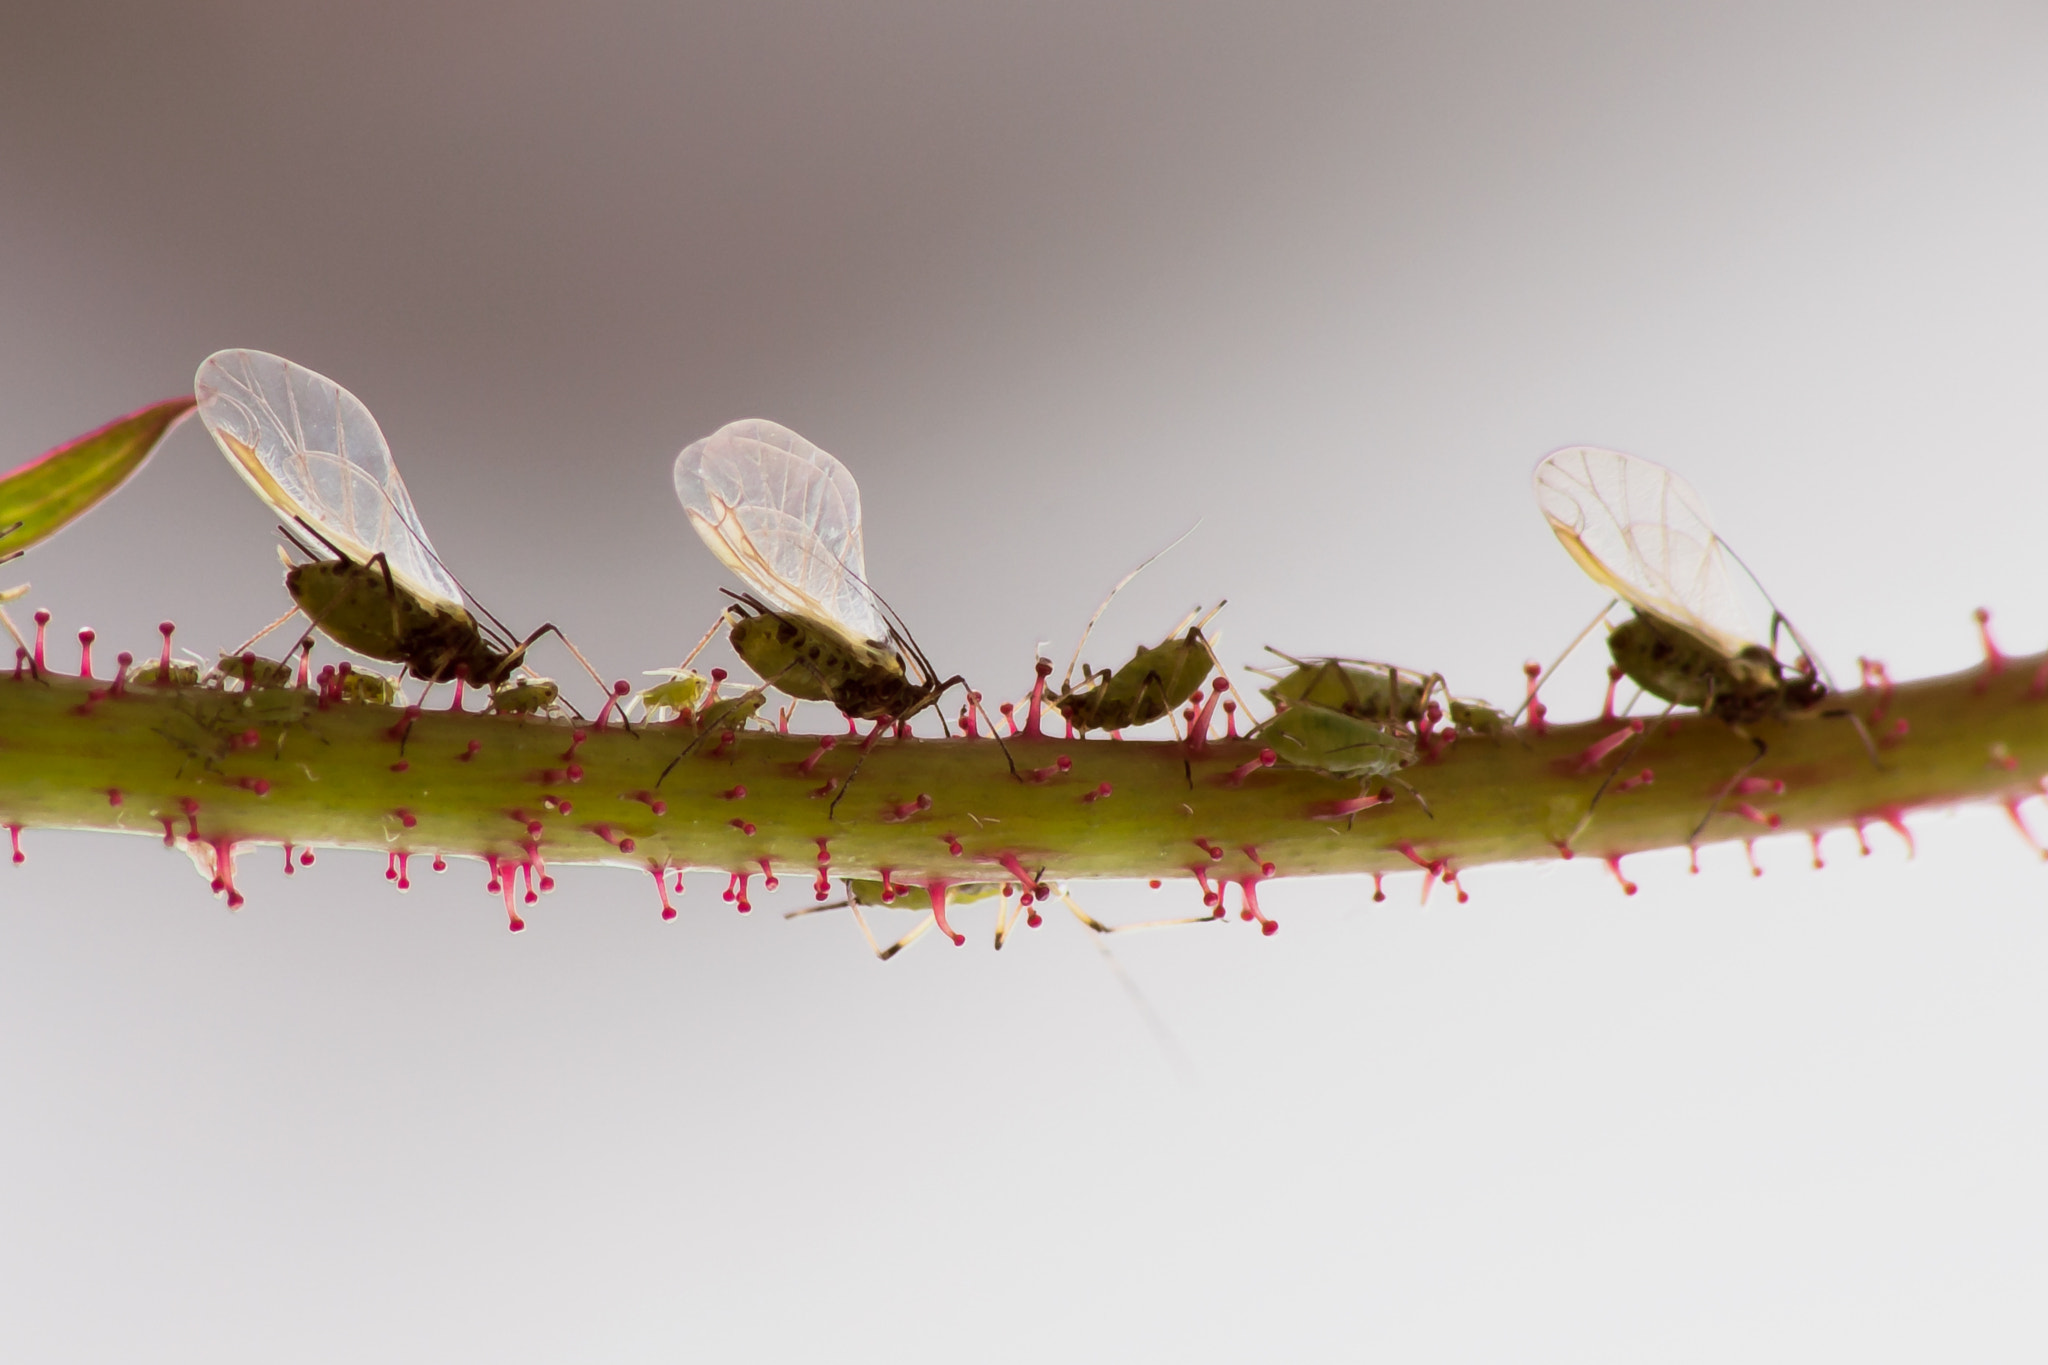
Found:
<box><xmin>2</xmin><ymin>650</ymin><xmax>2042</xmax><ymax>905</ymax></box>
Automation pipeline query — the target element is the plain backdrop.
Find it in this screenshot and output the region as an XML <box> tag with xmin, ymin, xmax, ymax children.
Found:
<box><xmin>4</xmin><ymin>3</ymin><xmax>2048</xmax><ymax>1360</ymax></box>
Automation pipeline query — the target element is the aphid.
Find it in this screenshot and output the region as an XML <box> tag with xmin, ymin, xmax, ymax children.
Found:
<box><xmin>1254</xmin><ymin>650</ymin><xmax>1443</xmax><ymax>730</ymax></box>
<box><xmin>126</xmin><ymin>657</ymin><xmax>200</xmax><ymax>688</ymax></box>
<box><xmin>195</xmin><ymin>350</ymin><xmax>593</xmax><ymax>691</ymax></box>
<box><xmin>213</xmin><ymin>652</ymin><xmax>295</xmax><ymax>690</ymax></box>
<box><xmin>673</xmin><ymin>419</ymin><xmax>963</xmax><ymax>724</ymax></box>
<box><xmin>1447</xmin><ymin>696</ymin><xmax>1509</xmax><ymax>736</ymax></box>
<box><xmin>1052</xmin><ymin>612</ymin><xmax>1221</xmax><ymax>734</ymax></box>
<box><xmin>487</xmin><ymin>678</ymin><xmax>562</xmax><ymax>717</ymax></box>
<box><xmin>787</xmin><ymin>879</ymin><xmax>1006</xmax><ymax>960</ymax></box>
<box><xmin>638</xmin><ymin>668</ymin><xmax>710</xmax><ymax>720</ymax></box>
<box><xmin>1251</xmin><ymin>703</ymin><xmax>1415</xmax><ymax>782</ymax></box>
<box><xmin>1533</xmin><ymin>446</ymin><xmax>1827</xmax><ymax>723</ymax></box>
<box><xmin>335</xmin><ymin>667</ymin><xmax>402</xmax><ymax>706</ymax></box>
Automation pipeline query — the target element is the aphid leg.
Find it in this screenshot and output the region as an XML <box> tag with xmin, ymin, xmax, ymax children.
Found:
<box><xmin>782</xmin><ymin>894</ymin><xmax>852</xmax><ymax>919</ymax></box>
<box><xmin>1689</xmin><ymin>735</ymin><xmax>1770</xmax><ymax>846</ymax></box>
<box><xmin>1057</xmin><ymin>886</ymin><xmax>1223</xmax><ymax>936</ymax></box>
<box><xmin>1566</xmin><ymin>702</ymin><xmax>1672</xmax><ymax>846</ymax></box>
<box><xmin>846</xmin><ymin>900</ymin><xmax>936</xmax><ymax>962</ymax></box>
<box><xmin>505</xmin><ymin>624</ymin><xmax>620</xmax><ymax>724</ymax></box>
<box><xmin>227</xmin><ymin>605</ymin><xmax>302</xmax><ymax>659</ymax></box>
<box><xmin>1512</xmin><ymin>597</ymin><xmax>1618</xmax><ymax>723</ymax></box>
<box><xmin>0</xmin><ymin>603</ymin><xmax>27</xmax><ymax>661</ymax></box>
<box><xmin>1060</xmin><ymin>523</ymin><xmax>1203</xmax><ymax>691</ymax></box>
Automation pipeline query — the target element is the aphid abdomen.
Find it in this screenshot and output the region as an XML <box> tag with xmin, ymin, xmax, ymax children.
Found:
<box><xmin>728</xmin><ymin>611</ymin><xmax>836</xmax><ymax>702</ymax></box>
<box><xmin>1606</xmin><ymin>613</ymin><xmax>1720</xmax><ymax>710</ymax></box>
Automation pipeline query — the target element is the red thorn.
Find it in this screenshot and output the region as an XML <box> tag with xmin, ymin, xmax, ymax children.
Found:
<box><xmin>1311</xmin><ymin>791</ymin><xmax>1392</xmax><ymax>820</ymax></box>
<box><xmin>1080</xmin><ymin>782</ymin><xmax>1113</xmax><ymax>803</ymax></box>
<box><xmin>1394</xmin><ymin>842</ymin><xmax>1444</xmax><ymax>882</ymax></box>
<box><xmin>1184</xmin><ymin>678</ymin><xmax>1226</xmax><ymax>757</ymax></box>
<box><xmin>433</xmin><ymin>854</ymin><xmax>446</xmax><ymax>872</ymax></box>
<box><xmin>6</xmin><ymin>823</ymin><xmax>22</xmax><ymax>864</ymax></box>
<box><xmin>1974</xmin><ymin>607</ymin><xmax>2007</xmax><ymax>689</ymax></box>
<box><xmin>235</xmin><ymin>776</ymin><xmax>271</xmax><ymax>796</ymax></box>
<box><xmin>813</xmin><ymin>866</ymin><xmax>831</xmax><ymax>900</ymax></box>
<box><xmin>1443</xmin><ymin>865</ymin><xmax>1470</xmax><ymax>904</ymax></box>
<box><xmin>1742</xmin><ymin>841</ymin><xmax>1763</xmax><ymax>878</ymax></box>
<box><xmin>1193</xmin><ymin>838</ymin><xmax>1224</xmax><ymax>861</ymax></box>
<box><xmin>1222</xmin><ymin>698</ymin><xmax>1239</xmax><ymax>739</ymax></box>
<box><xmin>1553</xmin><ymin>840</ymin><xmax>1575</xmax><ymax>860</ymax></box>
<box><xmin>75</xmin><ymin>627</ymin><xmax>95</xmax><ymax>680</ymax></box>
<box><xmin>2003</xmin><ymin>796</ymin><xmax>2048</xmax><ymax>859</ymax></box>
<box><xmin>757</xmin><ymin>857</ymin><xmax>779</xmax><ymax>890</ymax></box>
<box><xmin>999</xmin><ymin>701</ymin><xmax>1018</xmax><ymax>736</ymax></box>
<box><xmin>815</xmin><ymin>836</ymin><xmax>832</xmax><ymax>864</ymax></box>
<box><xmin>394</xmin><ymin>808</ymin><xmax>417</xmax><ymax>829</ymax></box>
<box><xmin>1810</xmin><ymin>831</ymin><xmax>1826</xmax><ymax>869</ymax></box>
<box><xmin>808</xmin><ymin>778</ymin><xmax>839</xmax><ymax>799</ymax></box>
<box><xmin>886</xmin><ymin>793</ymin><xmax>933</xmax><ymax>822</ymax></box>
<box><xmin>1371</xmin><ymin>872</ymin><xmax>1385</xmax><ymax>902</ymax></box>
<box><xmin>722</xmin><ymin>785</ymin><xmax>747</xmax><ymax>801</ymax></box>
<box><xmin>708</xmin><ymin>730</ymin><xmax>737</xmax><ymax>759</ymax></box>
<box><xmin>158</xmin><ymin>816</ymin><xmax>176</xmax><ymax>846</ymax></box>
<box><xmin>386</xmin><ymin>850</ymin><xmax>413</xmax><ymax>890</ymax></box>
<box><xmin>959</xmin><ymin>692</ymin><xmax>982</xmax><ymax>739</ymax></box>
<box><xmin>1566</xmin><ymin>719</ymin><xmax>1642</xmax><ymax>775</ymax></box>
<box><xmin>1612</xmin><ymin>767</ymin><xmax>1655</xmax><ymax>793</ymax></box>
<box><xmin>1148</xmin><ymin>879</ymin><xmax>1162</xmax><ymax>890</ymax></box>
<box><xmin>1222</xmin><ymin>747</ymin><xmax>1278</xmax><ymax>787</ymax></box>
<box><xmin>1522</xmin><ymin>661</ymin><xmax>1549</xmax><ymax>737</ymax></box>
<box><xmin>1603</xmin><ymin>854</ymin><xmax>1638</xmax><ymax>896</ymax></box>
<box><xmin>31</xmin><ymin>609</ymin><xmax>49</xmax><ymax>674</ymax></box>
<box><xmin>859</xmin><ymin>718</ymin><xmax>892</xmax><ymax>753</ymax></box>
<box><xmin>878</xmin><ymin>869</ymin><xmax>898</xmax><ymax>903</ymax></box>
<box><xmin>180</xmin><ymin>797</ymin><xmax>200</xmax><ymax>841</ymax></box>
<box><xmin>1730</xmin><ymin>802</ymin><xmax>1781</xmax><ymax>829</ymax></box>
<box><xmin>926</xmin><ymin>881</ymin><xmax>965</xmax><ymax>946</ymax></box>
<box><xmin>389</xmin><ymin>760</ymin><xmax>410</xmax><ymax>773</ymax></box>
<box><xmin>729</xmin><ymin>819</ymin><xmax>756</xmax><ymax>836</ymax></box>
<box><xmin>156</xmin><ymin>621</ymin><xmax>175</xmax><ymax>679</ymax></box>
<box><xmin>1242</xmin><ymin>845</ymin><xmax>1276</xmax><ymax>877</ymax></box>
<box><xmin>996</xmin><ymin>853</ymin><xmax>1048</xmax><ymax>900</ymax></box>
<box><xmin>943</xmin><ymin>833</ymin><xmax>964</xmax><ymax>856</ymax></box>
<box><xmin>797</xmin><ymin>735</ymin><xmax>838</xmax><ymax>774</ymax></box>
<box><xmin>1192</xmin><ymin>864</ymin><xmax>1223</xmax><ymax>913</ymax></box>
<box><xmin>1734</xmin><ymin>776</ymin><xmax>1785</xmax><ymax>796</ymax></box>
<box><xmin>1021</xmin><ymin>659</ymin><xmax>1052</xmax><ymax>739</ymax></box>
<box><xmin>106</xmin><ymin>788</ymin><xmax>123</xmax><ymax>807</ymax></box>
<box><xmin>593</xmin><ymin>682</ymin><xmax>631</xmax><ymax>730</ymax></box>
<box><xmin>1236</xmin><ymin>877</ymin><xmax>1278</xmax><ymax>935</ymax></box>
<box><xmin>1599</xmin><ymin>664</ymin><xmax>1624</xmax><ymax>722</ymax></box>
<box><xmin>1876</xmin><ymin>807</ymin><xmax>1915</xmax><ymax>858</ymax></box>
<box><xmin>629</xmin><ymin>790</ymin><xmax>668</xmax><ymax>815</ymax></box>
<box><xmin>651</xmin><ymin>864</ymin><xmax>678</xmax><ymax>919</ymax></box>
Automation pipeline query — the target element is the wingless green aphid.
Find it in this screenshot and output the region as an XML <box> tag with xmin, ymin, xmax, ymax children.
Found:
<box><xmin>1254</xmin><ymin>650</ymin><xmax>1445</xmax><ymax>730</ymax></box>
<box><xmin>1052</xmin><ymin>610</ymin><xmax>1222</xmax><ymax>735</ymax></box>
<box><xmin>1251</xmin><ymin>702</ymin><xmax>1415</xmax><ymax>783</ymax></box>
<box><xmin>195</xmin><ymin>350</ymin><xmax>602</xmax><ymax>709</ymax></box>
<box><xmin>673</xmin><ymin>419</ymin><xmax>965</xmax><ymax>726</ymax></box>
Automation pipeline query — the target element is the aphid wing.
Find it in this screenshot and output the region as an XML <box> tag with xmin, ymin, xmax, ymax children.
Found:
<box><xmin>1532</xmin><ymin>446</ymin><xmax>1755</xmax><ymax>657</ymax></box>
<box><xmin>674</xmin><ymin>419</ymin><xmax>893</xmax><ymax>645</ymax></box>
<box><xmin>195</xmin><ymin>350</ymin><xmax>466</xmax><ymax>613</ymax></box>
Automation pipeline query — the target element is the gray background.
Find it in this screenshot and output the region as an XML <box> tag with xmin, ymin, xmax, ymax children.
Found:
<box><xmin>5</xmin><ymin>2</ymin><xmax>2048</xmax><ymax>1358</ymax></box>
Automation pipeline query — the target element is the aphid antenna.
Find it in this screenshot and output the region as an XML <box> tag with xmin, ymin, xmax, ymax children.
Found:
<box><xmin>676</xmin><ymin>612</ymin><xmax>730</xmax><ymax>674</ymax></box>
<box><xmin>1069</xmin><ymin>897</ymin><xmax>1197</xmax><ymax>1081</ymax></box>
<box><xmin>0</xmin><ymin>603</ymin><xmax>28</xmax><ymax>659</ymax></box>
<box><xmin>228</xmin><ymin>605</ymin><xmax>302</xmax><ymax>659</ymax></box>
<box><xmin>1511</xmin><ymin>597</ymin><xmax>1619</xmax><ymax>723</ymax></box>
<box><xmin>1058</xmin><ymin>886</ymin><xmax>1222</xmax><ymax>938</ymax></box>
<box><xmin>1719</xmin><ymin>538</ymin><xmax>1836</xmax><ymax>682</ymax></box>
<box><xmin>1060</xmin><ymin>520</ymin><xmax>1202</xmax><ymax>688</ymax></box>
<box><xmin>507</xmin><ymin>623</ymin><xmax>621</xmax><ymax>726</ymax></box>
<box><xmin>784</xmin><ymin>895</ymin><xmax>853</xmax><ymax>918</ymax></box>
<box><xmin>275</xmin><ymin>523</ymin><xmax>320</xmax><ymax>563</ymax></box>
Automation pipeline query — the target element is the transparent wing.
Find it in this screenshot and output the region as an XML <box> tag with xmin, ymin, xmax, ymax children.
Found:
<box><xmin>673</xmin><ymin>419</ymin><xmax>893</xmax><ymax>645</ymax></box>
<box><xmin>194</xmin><ymin>349</ymin><xmax>465</xmax><ymax>613</ymax></box>
<box><xmin>1532</xmin><ymin>446</ymin><xmax>1756</xmax><ymax>656</ymax></box>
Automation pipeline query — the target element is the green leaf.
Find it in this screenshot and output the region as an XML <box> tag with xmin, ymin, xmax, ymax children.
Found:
<box><xmin>0</xmin><ymin>396</ymin><xmax>195</xmax><ymax>560</ymax></box>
